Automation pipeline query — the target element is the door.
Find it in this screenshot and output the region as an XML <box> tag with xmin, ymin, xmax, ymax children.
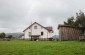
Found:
<box><xmin>31</xmin><ymin>36</ymin><xmax>39</xmax><ymax>41</ymax></box>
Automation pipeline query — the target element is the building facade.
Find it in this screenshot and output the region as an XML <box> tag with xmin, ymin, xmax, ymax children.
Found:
<box><xmin>23</xmin><ymin>22</ymin><xmax>53</xmax><ymax>41</ymax></box>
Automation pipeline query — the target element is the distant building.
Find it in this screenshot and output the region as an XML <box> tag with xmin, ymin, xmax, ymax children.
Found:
<box><xmin>58</xmin><ymin>25</ymin><xmax>85</xmax><ymax>41</ymax></box>
<box><xmin>23</xmin><ymin>22</ymin><xmax>53</xmax><ymax>41</ymax></box>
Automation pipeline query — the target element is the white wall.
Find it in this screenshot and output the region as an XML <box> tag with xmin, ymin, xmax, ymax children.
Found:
<box><xmin>24</xmin><ymin>23</ymin><xmax>52</xmax><ymax>39</ymax></box>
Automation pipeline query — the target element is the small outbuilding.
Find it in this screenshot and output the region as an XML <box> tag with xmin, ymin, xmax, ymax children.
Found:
<box><xmin>58</xmin><ymin>25</ymin><xmax>83</xmax><ymax>41</ymax></box>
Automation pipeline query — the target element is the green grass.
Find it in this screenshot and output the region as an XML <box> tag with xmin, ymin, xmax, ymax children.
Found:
<box><xmin>0</xmin><ymin>40</ymin><xmax>85</xmax><ymax>55</ymax></box>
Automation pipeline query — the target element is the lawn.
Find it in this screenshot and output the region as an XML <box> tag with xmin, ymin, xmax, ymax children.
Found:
<box><xmin>0</xmin><ymin>40</ymin><xmax>85</xmax><ymax>55</ymax></box>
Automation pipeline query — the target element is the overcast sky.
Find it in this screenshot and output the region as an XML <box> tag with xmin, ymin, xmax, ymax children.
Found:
<box><xmin>0</xmin><ymin>0</ymin><xmax>85</xmax><ymax>35</ymax></box>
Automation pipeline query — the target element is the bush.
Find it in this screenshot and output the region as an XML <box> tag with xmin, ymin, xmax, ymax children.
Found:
<box><xmin>8</xmin><ymin>35</ymin><xmax>12</xmax><ymax>39</ymax></box>
<box><xmin>49</xmin><ymin>38</ymin><xmax>53</xmax><ymax>41</ymax></box>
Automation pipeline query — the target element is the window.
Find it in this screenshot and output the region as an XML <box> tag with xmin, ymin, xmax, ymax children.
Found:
<box><xmin>34</xmin><ymin>26</ymin><xmax>37</xmax><ymax>29</ymax></box>
<box><xmin>41</xmin><ymin>32</ymin><xmax>43</xmax><ymax>35</ymax></box>
<box><xmin>29</xmin><ymin>32</ymin><xmax>31</xmax><ymax>36</ymax></box>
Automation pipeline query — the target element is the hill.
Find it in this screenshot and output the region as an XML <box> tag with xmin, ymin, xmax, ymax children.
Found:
<box><xmin>6</xmin><ymin>32</ymin><xmax>24</xmax><ymax>38</ymax></box>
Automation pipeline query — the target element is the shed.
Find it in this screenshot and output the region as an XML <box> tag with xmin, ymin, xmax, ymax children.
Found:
<box><xmin>58</xmin><ymin>25</ymin><xmax>82</xmax><ymax>41</ymax></box>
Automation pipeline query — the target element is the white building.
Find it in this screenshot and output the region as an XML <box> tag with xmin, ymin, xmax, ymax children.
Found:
<box><xmin>23</xmin><ymin>22</ymin><xmax>53</xmax><ymax>41</ymax></box>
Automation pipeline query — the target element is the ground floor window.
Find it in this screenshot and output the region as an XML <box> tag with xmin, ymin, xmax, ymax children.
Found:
<box><xmin>29</xmin><ymin>32</ymin><xmax>31</xmax><ymax>36</ymax></box>
<box><xmin>41</xmin><ymin>32</ymin><xmax>43</xmax><ymax>35</ymax></box>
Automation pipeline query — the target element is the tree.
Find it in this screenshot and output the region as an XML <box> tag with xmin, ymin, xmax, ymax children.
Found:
<box><xmin>8</xmin><ymin>35</ymin><xmax>12</xmax><ymax>39</ymax></box>
<box><xmin>0</xmin><ymin>32</ymin><xmax>6</xmax><ymax>38</ymax></box>
<box><xmin>64</xmin><ymin>16</ymin><xmax>75</xmax><ymax>27</ymax></box>
<box><xmin>75</xmin><ymin>11</ymin><xmax>85</xmax><ymax>34</ymax></box>
<box><xmin>64</xmin><ymin>11</ymin><xmax>85</xmax><ymax>28</ymax></box>
<box><xmin>64</xmin><ymin>10</ymin><xmax>85</xmax><ymax>34</ymax></box>
<box><xmin>75</xmin><ymin>11</ymin><xmax>85</xmax><ymax>28</ymax></box>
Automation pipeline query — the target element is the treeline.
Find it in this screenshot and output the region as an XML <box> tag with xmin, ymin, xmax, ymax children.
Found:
<box><xmin>0</xmin><ymin>32</ymin><xmax>13</xmax><ymax>40</ymax></box>
<box><xmin>64</xmin><ymin>10</ymin><xmax>85</xmax><ymax>34</ymax></box>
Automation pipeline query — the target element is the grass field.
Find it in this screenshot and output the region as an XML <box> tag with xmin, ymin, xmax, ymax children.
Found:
<box><xmin>0</xmin><ymin>40</ymin><xmax>85</xmax><ymax>55</ymax></box>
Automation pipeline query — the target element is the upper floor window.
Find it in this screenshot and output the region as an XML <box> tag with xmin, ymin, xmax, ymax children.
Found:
<box><xmin>34</xmin><ymin>26</ymin><xmax>37</xmax><ymax>29</ymax></box>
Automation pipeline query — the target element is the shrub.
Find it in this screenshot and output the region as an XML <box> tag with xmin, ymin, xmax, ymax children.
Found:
<box><xmin>8</xmin><ymin>35</ymin><xmax>12</xmax><ymax>39</ymax></box>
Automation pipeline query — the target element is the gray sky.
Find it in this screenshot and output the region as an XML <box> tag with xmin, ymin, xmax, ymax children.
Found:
<box><xmin>0</xmin><ymin>0</ymin><xmax>85</xmax><ymax>35</ymax></box>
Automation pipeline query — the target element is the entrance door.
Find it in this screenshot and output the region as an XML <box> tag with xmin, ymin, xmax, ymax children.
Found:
<box><xmin>31</xmin><ymin>36</ymin><xmax>39</xmax><ymax>41</ymax></box>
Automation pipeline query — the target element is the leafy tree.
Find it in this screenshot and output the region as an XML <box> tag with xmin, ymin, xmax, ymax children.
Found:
<box><xmin>64</xmin><ymin>10</ymin><xmax>85</xmax><ymax>34</ymax></box>
<box><xmin>0</xmin><ymin>32</ymin><xmax>6</xmax><ymax>38</ymax></box>
<box><xmin>64</xmin><ymin>16</ymin><xmax>75</xmax><ymax>26</ymax></box>
<box><xmin>75</xmin><ymin>11</ymin><xmax>85</xmax><ymax>34</ymax></box>
<box><xmin>75</xmin><ymin>11</ymin><xmax>85</xmax><ymax>28</ymax></box>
